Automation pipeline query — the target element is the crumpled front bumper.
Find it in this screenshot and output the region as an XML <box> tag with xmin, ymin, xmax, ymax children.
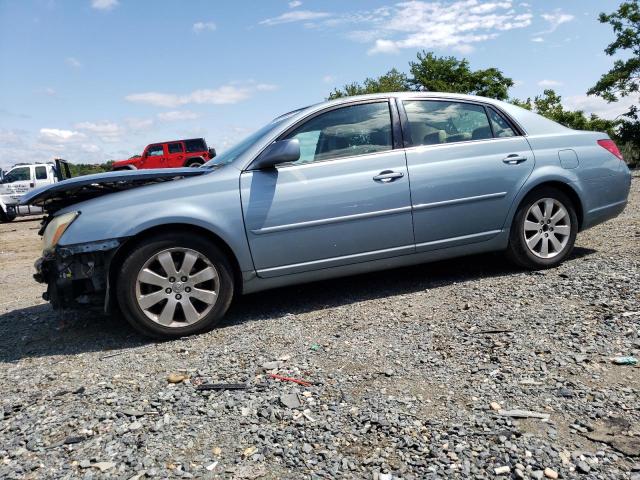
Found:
<box><xmin>34</xmin><ymin>239</ymin><xmax>122</xmax><ymax>310</ymax></box>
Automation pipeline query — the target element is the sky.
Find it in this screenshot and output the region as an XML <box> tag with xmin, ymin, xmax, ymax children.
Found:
<box><xmin>0</xmin><ymin>0</ymin><xmax>635</xmax><ymax>170</ymax></box>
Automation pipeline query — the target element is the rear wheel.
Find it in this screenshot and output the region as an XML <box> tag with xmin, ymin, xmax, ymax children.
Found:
<box><xmin>116</xmin><ymin>233</ymin><xmax>234</xmax><ymax>339</ymax></box>
<box><xmin>185</xmin><ymin>158</ymin><xmax>204</xmax><ymax>168</ymax></box>
<box><xmin>506</xmin><ymin>187</ymin><xmax>578</xmax><ymax>269</ymax></box>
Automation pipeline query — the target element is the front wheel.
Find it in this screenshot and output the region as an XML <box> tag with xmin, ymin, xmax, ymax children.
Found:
<box><xmin>116</xmin><ymin>233</ymin><xmax>234</xmax><ymax>339</ymax></box>
<box><xmin>506</xmin><ymin>187</ymin><xmax>578</xmax><ymax>269</ymax></box>
<box><xmin>0</xmin><ymin>207</ymin><xmax>16</xmax><ymax>222</ymax></box>
<box><xmin>185</xmin><ymin>158</ymin><xmax>204</xmax><ymax>168</ymax></box>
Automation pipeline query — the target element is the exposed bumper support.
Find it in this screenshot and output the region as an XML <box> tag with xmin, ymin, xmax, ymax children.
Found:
<box><xmin>34</xmin><ymin>239</ymin><xmax>122</xmax><ymax>311</ymax></box>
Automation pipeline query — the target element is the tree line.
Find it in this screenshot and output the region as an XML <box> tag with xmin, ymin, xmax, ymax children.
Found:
<box><xmin>328</xmin><ymin>1</ymin><xmax>639</xmax><ymax>167</ymax></box>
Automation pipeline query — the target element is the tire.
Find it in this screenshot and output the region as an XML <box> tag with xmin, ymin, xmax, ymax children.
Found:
<box><xmin>506</xmin><ymin>187</ymin><xmax>578</xmax><ymax>269</ymax></box>
<box><xmin>116</xmin><ymin>232</ymin><xmax>234</xmax><ymax>339</ymax></box>
<box><xmin>184</xmin><ymin>158</ymin><xmax>204</xmax><ymax>168</ymax></box>
<box><xmin>0</xmin><ymin>207</ymin><xmax>16</xmax><ymax>223</ymax></box>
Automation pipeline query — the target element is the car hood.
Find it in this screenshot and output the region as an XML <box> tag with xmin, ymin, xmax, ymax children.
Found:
<box><xmin>20</xmin><ymin>167</ymin><xmax>210</xmax><ymax>213</ymax></box>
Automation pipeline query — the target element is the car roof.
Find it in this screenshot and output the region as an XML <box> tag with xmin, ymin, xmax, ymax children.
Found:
<box><xmin>294</xmin><ymin>91</ymin><xmax>568</xmax><ymax>136</ymax></box>
<box><xmin>150</xmin><ymin>138</ymin><xmax>206</xmax><ymax>145</ymax></box>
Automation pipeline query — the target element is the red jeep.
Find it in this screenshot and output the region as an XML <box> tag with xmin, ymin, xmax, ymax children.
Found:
<box><xmin>112</xmin><ymin>138</ymin><xmax>216</xmax><ymax>170</ymax></box>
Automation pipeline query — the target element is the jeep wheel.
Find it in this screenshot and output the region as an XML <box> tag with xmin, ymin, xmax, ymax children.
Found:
<box><xmin>185</xmin><ymin>158</ymin><xmax>204</xmax><ymax>168</ymax></box>
<box><xmin>116</xmin><ymin>233</ymin><xmax>234</xmax><ymax>339</ymax></box>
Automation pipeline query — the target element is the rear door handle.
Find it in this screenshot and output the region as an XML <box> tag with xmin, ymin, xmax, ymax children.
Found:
<box><xmin>373</xmin><ymin>170</ymin><xmax>404</xmax><ymax>183</ymax></box>
<box><xmin>503</xmin><ymin>154</ymin><xmax>527</xmax><ymax>165</ymax></box>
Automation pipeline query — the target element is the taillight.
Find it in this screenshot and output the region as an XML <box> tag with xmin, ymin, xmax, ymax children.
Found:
<box><xmin>597</xmin><ymin>139</ymin><xmax>623</xmax><ymax>160</ymax></box>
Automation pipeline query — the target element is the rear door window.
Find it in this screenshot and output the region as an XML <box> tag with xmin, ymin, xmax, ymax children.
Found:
<box><xmin>184</xmin><ymin>139</ymin><xmax>206</xmax><ymax>152</ymax></box>
<box><xmin>403</xmin><ymin>100</ymin><xmax>493</xmax><ymax>146</ymax></box>
<box><xmin>35</xmin><ymin>166</ymin><xmax>48</xmax><ymax>179</ymax></box>
<box><xmin>487</xmin><ymin>108</ymin><xmax>517</xmax><ymax>138</ymax></box>
<box><xmin>167</xmin><ymin>142</ymin><xmax>184</xmax><ymax>154</ymax></box>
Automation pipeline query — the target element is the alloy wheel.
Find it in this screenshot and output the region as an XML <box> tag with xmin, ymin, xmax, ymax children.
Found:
<box><xmin>135</xmin><ymin>248</ymin><xmax>219</xmax><ymax>327</ymax></box>
<box><xmin>523</xmin><ymin>198</ymin><xmax>571</xmax><ymax>259</ymax></box>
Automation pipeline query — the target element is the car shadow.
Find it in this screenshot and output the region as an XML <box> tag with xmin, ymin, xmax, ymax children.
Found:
<box><xmin>0</xmin><ymin>247</ymin><xmax>596</xmax><ymax>363</ymax></box>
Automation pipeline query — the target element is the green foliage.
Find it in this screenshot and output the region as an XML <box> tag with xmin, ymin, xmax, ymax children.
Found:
<box><xmin>512</xmin><ymin>90</ymin><xmax>618</xmax><ymax>134</ymax></box>
<box><xmin>328</xmin><ymin>69</ymin><xmax>411</xmax><ymax>100</ymax></box>
<box><xmin>328</xmin><ymin>52</ymin><xmax>513</xmax><ymax>100</ymax></box>
<box><xmin>587</xmin><ymin>0</ymin><xmax>640</xmax><ymax>166</ymax></box>
<box><xmin>409</xmin><ymin>52</ymin><xmax>513</xmax><ymax>100</ymax></box>
<box><xmin>68</xmin><ymin>161</ymin><xmax>114</xmax><ymax>177</ymax></box>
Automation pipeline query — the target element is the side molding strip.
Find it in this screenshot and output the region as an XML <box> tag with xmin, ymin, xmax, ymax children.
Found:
<box><xmin>251</xmin><ymin>205</ymin><xmax>413</xmax><ymax>235</ymax></box>
<box><xmin>413</xmin><ymin>192</ymin><xmax>507</xmax><ymax>211</ymax></box>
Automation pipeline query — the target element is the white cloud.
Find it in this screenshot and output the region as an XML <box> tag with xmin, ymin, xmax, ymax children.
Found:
<box><xmin>157</xmin><ymin>110</ymin><xmax>201</xmax><ymax>121</ymax></box>
<box><xmin>193</xmin><ymin>21</ymin><xmax>216</xmax><ymax>33</ymax></box>
<box><xmin>74</xmin><ymin>121</ymin><xmax>124</xmax><ymax>142</ymax></box>
<box><xmin>126</xmin><ymin>118</ymin><xmax>154</xmax><ymax>130</ymax></box>
<box><xmin>39</xmin><ymin>128</ymin><xmax>85</xmax><ymax>143</ymax></box>
<box><xmin>531</xmin><ymin>36</ymin><xmax>544</xmax><ymax>43</ymax></box>
<box><xmin>322</xmin><ymin>75</ymin><xmax>335</xmax><ymax>83</ymax></box>
<box><xmin>564</xmin><ymin>94</ymin><xmax>640</xmax><ymax>120</ymax></box>
<box><xmin>260</xmin><ymin>10</ymin><xmax>331</xmax><ymax>26</ymax></box>
<box><xmin>65</xmin><ymin>57</ymin><xmax>82</xmax><ymax>68</ymax></box>
<box><xmin>91</xmin><ymin>0</ymin><xmax>119</xmax><ymax>10</ymax></box>
<box><xmin>537</xmin><ymin>79</ymin><xmax>563</xmax><ymax>88</ymax></box>
<box><xmin>263</xmin><ymin>1</ymin><xmax>533</xmax><ymax>55</ymax></box>
<box><xmin>540</xmin><ymin>10</ymin><xmax>574</xmax><ymax>33</ymax></box>
<box><xmin>289</xmin><ymin>1</ymin><xmax>302</xmax><ymax>7</ymax></box>
<box><xmin>0</xmin><ymin>129</ymin><xmax>22</xmax><ymax>146</ymax></box>
<box><xmin>40</xmin><ymin>87</ymin><xmax>57</xmax><ymax>96</ymax></box>
<box><xmin>125</xmin><ymin>83</ymin><xmax>275</xmax><ymax>108</ymax></box>
<box><xmin>255</xmin><ymin>83</ymin><xmax>277</xmax><ymax>91</ymax></box>
<box><xmin>366</xmin><ymin>1</ymin><xmax>532</xmax><ymax>55</ymax></box>
<box><xmin>81</xmin><ymin>144</ymin><xmax>101</xmax><ymax>153</ymax></box>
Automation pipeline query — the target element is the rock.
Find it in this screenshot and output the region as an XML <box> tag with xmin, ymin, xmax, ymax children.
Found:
<box><xmin>494</xmin><ymin>465</ymin><xmax>510</xmax><ymax>475</ymax></box>
<box><xmin>167</xmin><ymin>373</ymin><xmax>187</xmax><ymax>384</ymax></box>
<box><xmin>92</xmin><ymin>462</ymin><xmax>116</xmax><ymax>472</ymax></box>
<box><xmin>379</xmin><ymin>474</ymin><xmax>392</xmax><ymax>480</ymax></box>
<box><xmin>206</xmin><ymin>462</ymin><xmax>218</xmax><ymax>471</ymax></box>
<box><xmin>302</xmin><ymin>443</ymin><xmax>313</xmax><ymax>454</ymax></box>
<box><xmin>544</xmin><ymin>467</ymin><xmax>558</xmax><ymax>479</ymax></box>
<box><xmin>576</xmin><ymin>461</ymin><xmax>590</xmax><ymax>474</ymax></box>
<box><xmin>280</xmin><ymin>393</ymin><xmax>301</xmax><ymax>409</ymax></box>
<box><xmin>497</xmin><ymin>409</ymin><xmax>550</xmax><ymax>420</ymax></box>
<box><xmin>262</xmin><ymin>361</ymin><xmax>283</xmax><ymax>370</ymax></box>
<box><xmin>243</xmin><ymin>446</ymin><xmax>257</xmax><ymax>457</ymax></box>
<box><xmin>531</xmin><ymin>471</ymin><xmax>544</xmax><ymax>480</ymax></box>
<box><xmin>490</xmin><ymin>401</ymin><xmax>501</xmax><ymax>411</ymax></box>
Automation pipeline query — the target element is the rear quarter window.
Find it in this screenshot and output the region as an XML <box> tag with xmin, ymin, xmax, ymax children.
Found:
<box><xmin>184</xmin><ymin>139</ymin><xmax>206</xmax><ymax>152</ymax></box>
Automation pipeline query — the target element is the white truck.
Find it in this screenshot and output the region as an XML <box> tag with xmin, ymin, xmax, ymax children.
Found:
<box><xmin>0</xmin><ymin>160</ymin><xmax>70</xmax><ymax>222</ymax></box>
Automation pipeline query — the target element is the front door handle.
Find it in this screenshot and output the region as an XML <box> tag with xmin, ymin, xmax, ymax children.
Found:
<box><xmin>373</xmin><ymin>170</ymin><xmax>404</xmax><ymax>183</ymax></box>
<box><xmin>503</xmin><ymin>154</ymin><xmax>527</xmax><ymax>165</ymax></box>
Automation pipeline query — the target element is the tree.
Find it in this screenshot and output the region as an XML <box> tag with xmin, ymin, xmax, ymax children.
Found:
<box><xmin>328</xmin><ymin>52</ymin><xmax>513</xmax><ymax>100</ymax></box>
<box><xmin>588</xmin><ymin>1</ymin><xmax>639</xmax><ymax>164</ymax></box>
<box><xmin>328</xmin><ymin>69</ymin><xmax>411</xmax><ymax>100</ymax></box>
<box><xmin>512</xmin><ymin>89</ymin><xmax>619</xmax><ymax>136</ymax></box>
<box><xmin>409</xmin><ymin>52</ymin><xmax>513</xmax><ymax>100</ymax></box>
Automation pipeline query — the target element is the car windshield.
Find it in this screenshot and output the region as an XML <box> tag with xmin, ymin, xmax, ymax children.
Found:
<box><xmin>203</xmin><ymin>108</ymin><xmax>308</xmax><ymax>168</ymax></box>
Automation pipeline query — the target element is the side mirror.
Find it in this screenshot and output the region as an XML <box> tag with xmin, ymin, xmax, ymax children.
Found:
<box><xmin>250</xmin><ymin>139</ymin><xmax>300</xmax><ymax>170</ymax></box>
<box><xmin>208</xmin><ymin>147</ymin><xmax>217</xmax><ymax>158</ymax></box>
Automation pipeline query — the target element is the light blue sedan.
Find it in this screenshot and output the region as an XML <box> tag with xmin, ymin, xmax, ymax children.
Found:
<box><xmin>22</xmin><ymin>92</ymin><xmax>632</xmax><ymax>338</ymax></box>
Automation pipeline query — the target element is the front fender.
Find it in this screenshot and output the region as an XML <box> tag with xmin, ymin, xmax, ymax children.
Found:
<box><xmin>56</xmin><ymin>169</ymin><xmax>255</xmax><ymax>272</ymax></box>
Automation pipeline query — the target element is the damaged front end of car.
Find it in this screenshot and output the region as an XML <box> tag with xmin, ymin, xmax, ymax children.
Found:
<box><xmin>35</xmin><ymin>238</ymin><xmax>122</xmax><ymax>310</ymax></box>
<box><xmin>23</xmin><ymin>168</ymin><xmax>209</xmax><ymax>311</ymax></box>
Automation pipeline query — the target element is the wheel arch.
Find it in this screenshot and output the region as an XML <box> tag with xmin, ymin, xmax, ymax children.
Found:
<box><xmin>184</xmin><ymin>156</ymin><xmax>205</xmax><ymax>166</ymax></box>
<box><xmin>515</xmin><ymin>180</ymin><xmax>584</xmax><ymax>230</ymax></box>
<box><xmin>109</xmin><ymin>223</ymin><xmax>243</xmax><ymax>297</ymax></box>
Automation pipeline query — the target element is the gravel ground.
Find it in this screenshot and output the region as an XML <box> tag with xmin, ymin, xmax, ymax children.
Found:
<box><xmin>1</xmin><ymin>174</ymin><xmax>639</xmax><ymax>479</ymax></box>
